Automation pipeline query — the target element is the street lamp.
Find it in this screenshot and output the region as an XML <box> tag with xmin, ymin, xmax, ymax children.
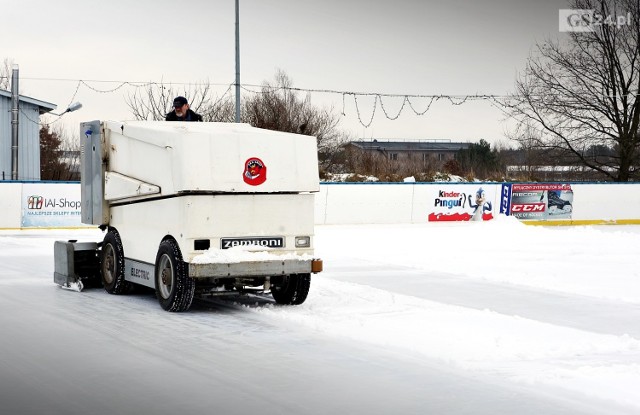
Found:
<box><xmin>10</xmin><ymin>95</ymin><xmax>82</xmax><ymax>180</ymax></box>
<box><xmin>49</xmin><ymin>102</ymin><xmax>83</xmax><ymax>116</ymax></box>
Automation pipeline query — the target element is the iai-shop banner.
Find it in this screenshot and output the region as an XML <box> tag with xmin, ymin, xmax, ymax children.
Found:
<box><xmin>21</xmin><ymin>183</ymin><xmax>85</xmax><ymax>227</ymax></box>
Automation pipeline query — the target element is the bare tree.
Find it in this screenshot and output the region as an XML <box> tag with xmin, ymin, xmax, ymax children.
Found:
<box><xmin>125</xmin><ymin>71</ymin><xmax>350</xmax><ymax>173</ymax></box>
<box><xmin>59</xmin><ymin>129</ymin><xmax>81</xmax><ymax>181</ymax></box>
<box><xmin>242</xmin><ymin>70</ymin><xmax>349</xmax><ymax>173</ymax></box>
<box><xmin>0</xmin><ymin>58</ymin><xmax>14</xmax><ymax>90</ymax></box>
<box><xmin>125</xmin><ymin>80</ymin><xmax>233</xmax><ymax>121</ymax></box>
<box><xmin>506</xmin><ymin>0</ymin><xmax>640</xmax><ymax>181</ymax></box>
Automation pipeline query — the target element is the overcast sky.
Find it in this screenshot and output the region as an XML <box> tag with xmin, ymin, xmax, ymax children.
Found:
<box><xmin>3</xmin><ymin>0</ymin><xmax>568</xmax><ymax>144</ymax></box>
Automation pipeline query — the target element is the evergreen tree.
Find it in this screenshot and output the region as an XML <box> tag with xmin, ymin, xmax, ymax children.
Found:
<box><xmin>40</xmin><ymin>125</ymin><xmax>66</xmax><ymax>180</ymax></box>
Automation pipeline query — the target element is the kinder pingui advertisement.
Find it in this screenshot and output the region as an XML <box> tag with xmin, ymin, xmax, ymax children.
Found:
<box><xmin>428</xmin><ymin>185</ymin><xmax>495</xmax><ymax>222</ymax></box>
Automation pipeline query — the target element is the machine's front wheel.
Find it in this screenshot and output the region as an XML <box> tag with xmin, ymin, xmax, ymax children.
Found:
<box><xmin>271</xmin><ymin>273</ymin><xmax>311</xmax><ymax>305</ymax></box>
<box><xmin>101</xmin><ymin>230</ymin><xmax>130</xmax><ymax>294</ymax></box>
<box><xmin>154</xmin><ymin>239</ymin><xmax>195</xmax><ymax>312</ymax></box>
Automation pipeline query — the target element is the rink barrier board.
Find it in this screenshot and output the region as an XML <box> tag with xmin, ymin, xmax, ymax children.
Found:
<box><xmin>2</xmin><ymin>181</ymin><xmax>640</xmax><ymax>228</ymax></box>
<box><xmin>521</xmin><ymin>219</ymin><xmax>640</xmax><ymax>226</ymax></box>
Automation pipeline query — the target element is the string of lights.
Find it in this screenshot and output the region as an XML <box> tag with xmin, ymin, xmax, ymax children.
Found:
<box><xmin>20</xmin><ymin>107</ymin><xmax>58</xmax><ymax>126</ymax></box>
<box><xmin>12</xmin><ymin>76</ymin><xmax>638</xmax><ymax>129</ymax></box>
<box><xmin>238</xmin><ymin>83</ymin><xmax>512</xmax><ymax>128</ymax></box>
<box><xmin>65</xmin><ymin>81</ymin><xmax>81</xmax><ymax>111</ymax></box>
<box><xmin>21</xmin><ymin>77</ymin><xmax>229</xmax><ymax>87</ymax></box>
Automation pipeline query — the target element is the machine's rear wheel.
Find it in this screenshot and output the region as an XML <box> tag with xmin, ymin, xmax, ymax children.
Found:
<box><xmin>271</xmin><ymin>273</ymin><xmax>311</xmax><ymax>305</ymax></box>
<box><xmin>155</xmin><ymin>239</ymin><xmax>195</xmax><ymax>312</ymax></box>
<box><xmin>101</xmin><ymin>230</ymin><xmax>130</xmax><ymax>294</ymax></box>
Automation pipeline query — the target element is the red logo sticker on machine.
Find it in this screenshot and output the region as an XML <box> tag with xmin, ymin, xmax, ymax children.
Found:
<box><xmin>243</xmin><ymin>157</ymin><xmax>267</xmax><ymax>185</ymax></box>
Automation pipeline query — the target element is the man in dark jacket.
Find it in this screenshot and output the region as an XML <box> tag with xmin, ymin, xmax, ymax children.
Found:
<box><xmin>165</xmin><ymin>96</ymin><xmax>203</xmax><ymax>121</ymax></box>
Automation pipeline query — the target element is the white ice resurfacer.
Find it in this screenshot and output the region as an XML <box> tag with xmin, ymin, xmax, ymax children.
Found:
<box><xmin>54</xmin><ymin>120</ymin><xmax>323</xmax><ymax>311</ymax></box>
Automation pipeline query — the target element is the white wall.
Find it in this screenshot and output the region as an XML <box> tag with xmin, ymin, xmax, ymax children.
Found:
<box><xmin>2</xmin><ymin>182</ymin><xmax>640</xmax><ymax>229</ymax></box>
<box><xmin>317</xmin><ymin>182</ymin><xmax>640</xmax><ymax>225</ymax></box>
<box><xmin>317</xmin><ymin>184</ymin><xmax>416</xmax><ymax>224</ymax></box>
<box><xmin>571</xmin><ymin>183</ymin><xmax>640</xmax><ymax>222</ymax></box>
<box><xmin>0</xmin><ymin>183</ymin><xmax>23</xmax><ymax>229</ymax></box>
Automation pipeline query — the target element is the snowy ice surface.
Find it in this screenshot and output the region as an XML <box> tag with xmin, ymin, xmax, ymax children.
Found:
<box><xmin>1</xmin><ymin>215</ymin><xmax>640</xmax><ymax>413</ymax></box>
<box><xmin>245</xmin><ymin>216</ymin><xmax>640</xmax><ymax>410</ymax></box>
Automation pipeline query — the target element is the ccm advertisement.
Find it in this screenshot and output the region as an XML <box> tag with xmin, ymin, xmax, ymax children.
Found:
<box><xmin>501</xmin><ymin>183</ymin><xmax>574</xmax><ymax>220</ymax></box>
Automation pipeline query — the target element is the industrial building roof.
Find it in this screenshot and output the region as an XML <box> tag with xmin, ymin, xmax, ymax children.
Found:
<box><xmin>347</xmin><ymin>140</ymin><xmax>472</xmax><ymax>152</ymax></box>
<box><xmin>0</xmin><ymin>89</ymin><xmax>56</xmax><ymax>114</ymax></box>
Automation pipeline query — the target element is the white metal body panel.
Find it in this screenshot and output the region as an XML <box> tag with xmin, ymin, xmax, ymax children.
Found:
<box><xmin>124</xmin><ymin>258</ymin><xmax>155</xmax><ymax>288</ymax></box>
<box><xmin>103</xmin><ymin>121</ymin><xmax>319</xmax><ymax>195</ymax></box>
<box><xmin>110</xmin><ymin>193</ymin><xmax>315</xmax><ymax>265</ymax></box>
<box><xmin>104</xmin><ymin>171</ymin><xmax>160</xmax><ymax>201</ymax></box>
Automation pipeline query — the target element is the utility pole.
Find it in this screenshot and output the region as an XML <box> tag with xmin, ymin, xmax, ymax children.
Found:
<box><xmin>235</xmin><ymin>0</ymin><xmax>241</xmax><ymax>123</ymax></box>
<box><xmin>11</xmin><ymin>64</ymin><xmax>19</xmax><ymax>180</ymax></box>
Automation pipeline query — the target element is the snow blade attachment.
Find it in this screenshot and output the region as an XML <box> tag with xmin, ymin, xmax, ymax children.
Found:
<box><xmin>53</xmin><ymin>240</ymin><xmax>101</xmax><ymax>292</ymax></box>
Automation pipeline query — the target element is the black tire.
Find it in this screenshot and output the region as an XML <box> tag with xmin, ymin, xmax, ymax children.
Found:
<box><xmin>271</xmin><ymin>273</ymin><xmax>311</xmax><ymax>305</ymax></box>
<box><xmin>100</xmin><ymin>230</ymin><xmax>131</xmax><ymax>294</ymax></box>
<box><xmin>154</xmin><ymin>239</ymin><xmax>195</xmax><ymax>312</ymax></box>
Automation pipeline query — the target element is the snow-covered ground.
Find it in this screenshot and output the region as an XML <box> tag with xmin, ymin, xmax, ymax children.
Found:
<box><xmin>1</xmin><ymin>216</ymin><xmax>639</xmax><ymax>414</ymax></box>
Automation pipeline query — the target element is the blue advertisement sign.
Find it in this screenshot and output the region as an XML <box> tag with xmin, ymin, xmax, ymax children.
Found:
<box><xmin>500</xmin><ymin>183</ymin><xmax>512</xmax><ymax>215</ymax></box>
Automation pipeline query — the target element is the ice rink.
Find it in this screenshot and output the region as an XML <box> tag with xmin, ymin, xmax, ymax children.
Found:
<box><xmin>1</xmin><ymin>217</ymin><xmax>639</xmax><ymax>415</ymax></box>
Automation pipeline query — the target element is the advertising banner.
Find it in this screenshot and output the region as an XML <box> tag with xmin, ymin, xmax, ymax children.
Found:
<box><xmin>500</xmin><ymin>183</ymin><xmax>512</xmax><ymax>215</ymax></box>
<box><xmin>427</xmin><ymin>185</ymin><xmax>495</xmax><ymax>222</ymax></box>
<box><xmin>509</xmin><ymin>183</ymin><xmax>573</xmax><ymax>220</ymax></box>
<box><xmin>21</xmin><ymin>183</ymin><xmax>86</xmax><ymax>227</ymax></box>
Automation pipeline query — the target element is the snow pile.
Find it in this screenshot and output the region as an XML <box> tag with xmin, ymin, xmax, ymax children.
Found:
<box><xmin>240</xmin><ymin>220</ymin><xmax>640</xmax><ymax>410</ymax></box>
<box><xmin>58</xmin><ymin>281</ymin><xmax>83</xmax><ymax>292</ymax></box>
<box><xmin>321</xmin><ymin>173</ymin><xmax>379</xmax><ymax>182</ymax></box>
<box><xmin>251</xmin><ymin>278</ymin><xmax>640</xmax><ymax>364</ymax></box>
<box><xmin>246</xmin><ymin>276</ymin><xmax>640</xmax><ymax>410</ymax></box>
<box><xmin>315</xmin><ymin>217</ymin><xmax>640</xmax><ymax>303</ymax></box>
<box><xmin>433</xmin><ymin>172</ymin><xmax>466</xmax><ymax>182</ymax></box>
